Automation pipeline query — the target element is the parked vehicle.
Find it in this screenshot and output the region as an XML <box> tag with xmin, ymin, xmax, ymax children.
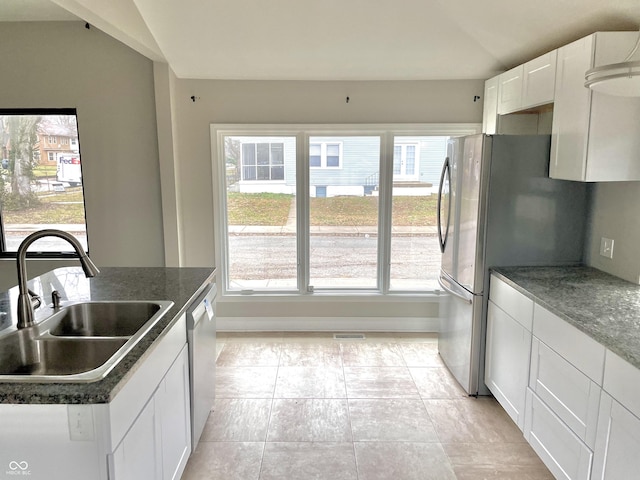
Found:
<box><xmin>56</xmin><ymin>152</ymin><xmax>82</xmax><ymax>186</ymax></box>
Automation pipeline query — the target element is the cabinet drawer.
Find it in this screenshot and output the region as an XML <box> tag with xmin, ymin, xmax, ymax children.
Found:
<box><xmin>529</xmin><ymin>338</ymin><xmax>601</xmax><ymax>448</ymax></box>
<box><xmin>532</xmin><ymin>304</ymin><xmax>604</xmax><ymax>384</ymax></box>
<box><xmin>525</xmin><ymin>389</ymin><xmax>593</xmax><ymax>480</ymax></box>
<box><xmin>489</xmin><ymin>275</ymin><xmax>534</xmax><ymax>330</ymax></box>
<box><xmin>602</xmin><ymin>350</ymin><xmax>640</xmax><ymax>418</ymax></box>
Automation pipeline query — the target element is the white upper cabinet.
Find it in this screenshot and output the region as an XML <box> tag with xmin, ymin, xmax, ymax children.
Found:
<box><xmin>550</xmin><ymin>32</ymin><xmax>640</xmax><ymax>182</ymax></box>
<box><xmin>482</xmin><ymin>50</ymin><xmax>557</xmax><ymax>134</ymax></box>
<box><xmin>482</xmin><ymin>76</ymin><xmax>499</xmax><ymax>134</ymax></box>
<box><xmin>498</xmin><ymin>65</ymin><xmax>524</xmax><ymax>114</ymax></box>
<box><xmin>522</xmin><ymin>50</ymin><xmax>557</xmax><ymax>108</ymax></box>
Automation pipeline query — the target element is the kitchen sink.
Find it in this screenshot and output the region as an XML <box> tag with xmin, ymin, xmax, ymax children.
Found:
<box><xmin>0</xmin><ymin>300</ymin><xmax>173</xmax><ymax>383</ymax></box>
<box><xmin>47</xmin><ymin>301</ymin><xmax>164</xmax><ymax>337</ymax></box>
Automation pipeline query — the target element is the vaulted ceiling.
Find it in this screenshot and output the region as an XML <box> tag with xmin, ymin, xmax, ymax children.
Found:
<box><xmin>2</xmin><ymin>0</ymin><xmax>640</xmax><ymax>80</ymax></box>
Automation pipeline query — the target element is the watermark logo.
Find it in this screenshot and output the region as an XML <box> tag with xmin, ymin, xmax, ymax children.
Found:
<box><xmin>5</xmin><ymin>461</ymin><xmax>30</xmax><ymax>476</ymax></box>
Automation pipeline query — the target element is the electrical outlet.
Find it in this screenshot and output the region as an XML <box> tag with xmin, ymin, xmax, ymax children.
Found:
<box><xmin>68</xmin><ymin>405</ymin><xmax>94</xmax><ymax>441</ymax></box>
<box><xmin>599</xmin><ymin>237</ymin><xmax>614</xmax><ymax>259</ymax></box>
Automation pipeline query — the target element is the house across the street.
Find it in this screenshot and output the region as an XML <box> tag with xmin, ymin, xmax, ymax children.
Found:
<box><xmin>226</xmin><ymin>135</ymin><xmax>449</xmax><ymax>196</ymax></box>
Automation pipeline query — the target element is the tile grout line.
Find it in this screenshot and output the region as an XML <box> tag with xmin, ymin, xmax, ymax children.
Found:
<box><xmin>257</xmin><ymin>340</ymin><xmax>282</xmax><ymax>480</ymax></box>
<box><xmin>340</xmin><ymin>341</ymin><xmax>361</xmax><ymax>479</ymax></box>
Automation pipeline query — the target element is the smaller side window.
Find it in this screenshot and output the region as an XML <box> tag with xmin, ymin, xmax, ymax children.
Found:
<box><xmin>0</xmin><ymin>109</ymin><xmax>89</xmax><ymax>254</ymax></box>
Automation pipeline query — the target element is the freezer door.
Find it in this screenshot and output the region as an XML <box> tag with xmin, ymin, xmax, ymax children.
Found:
<box><xmin>438</xmin><ymin>273</ymin><xmax>484</xmax><ymax>395</ymax></box>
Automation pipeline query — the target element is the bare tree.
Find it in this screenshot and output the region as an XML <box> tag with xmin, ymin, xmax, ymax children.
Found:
<box><xmin>3</xmin><ymin>115</ymin><xmax>40</xmax><ymax>203</ymax></box>
<box><xmin>225</xmin><ymin>137</ymin><xmax>240</xmax><ymax>166</ymax></box>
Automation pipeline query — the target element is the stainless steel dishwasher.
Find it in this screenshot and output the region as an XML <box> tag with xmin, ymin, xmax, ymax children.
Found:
<box><xmin>186</xmin><ymin>283</ymin><xmax>217</xmax><ymax>450</ymax></box>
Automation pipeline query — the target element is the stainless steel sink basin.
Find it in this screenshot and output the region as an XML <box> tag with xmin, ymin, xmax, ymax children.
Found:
<box><xmin>0</xmin><ymin>300</ymin><xmax>173</xmax><ymax>383</ymax></box>
<box><xmin>0</xmin><ymin>335</ymin><xmax>128</xmax><ymax>376</ymax></box>
<box><xmin>47</xmin><ymin>302</ymin><xmax>163</xmax><ymax>337</ymax></box>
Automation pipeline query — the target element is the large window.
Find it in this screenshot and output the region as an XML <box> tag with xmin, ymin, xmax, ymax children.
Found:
<box><xmin>0</xmin><ymin>108</ymin><xmax>88</xmax><ymax>254</ymax></box>
<box><xmin>212</xmin><ymin>124</ymin><xmax>479</xmax><ymax>294</ymax></box>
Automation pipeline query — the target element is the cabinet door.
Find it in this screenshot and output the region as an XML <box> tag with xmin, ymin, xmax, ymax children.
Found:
<box><xmin>497</xmin><ymin>65</ymin><xmax>524</xmax><ymax>114</ymax></box>
<box><xmin>549</xmin><ymin>35</ymin><xmax>593</xmax><ymax>181</ymax></box>
<box><xmin>522</xmin><ymin>50</ymin><xmax>556</xmax><ymax>108</ymax></box>
<box><xmin>524</xmin><ymin>389</ymin><xmax>593</xmax><ymax>480</ymax></box>
<box><xmin>485</xmin><ymin>301</ymin><xmax>531</xmax><ymax>430</ymax></box>
<box><xmin>111</xmin><ymin>398</ymin><xmax>160</xmax><ymax>480</ymax></box>
<box><xmin>529</xmin><ymin>338</ymin><xmax>600</xmax><ymax>448</ymax></box>
<box><xmin>482</xmin><ymin>76</ymin><xmax>499</xmax><ymax>134</ymax></box>
<box><xmin>592</xmin><ymin>392</ymin><xmax>640</xmax><ymax>480</ymax></box>
<box><xmin>157</xmin><ymin>346</ymin><xmax>191</xmax><ymax>480</ymax></box>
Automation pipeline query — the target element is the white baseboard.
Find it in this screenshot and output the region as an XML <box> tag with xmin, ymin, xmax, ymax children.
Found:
<box><xmin>216</xmin><ymin>316</ymin><xmax>440</xmax><ymax>332</ymax></box>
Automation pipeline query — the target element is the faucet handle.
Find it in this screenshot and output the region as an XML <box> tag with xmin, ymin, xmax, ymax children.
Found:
<box><xmin>27</xmin><ymin>288</ymin><xmax>42</xmax><ymax>310</ymax></box>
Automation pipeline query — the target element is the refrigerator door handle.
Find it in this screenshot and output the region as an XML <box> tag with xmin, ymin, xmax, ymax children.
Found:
<box><xmin>438</xmin><ymin>274</ymin><xmax>473</xmax><ymax>304</ymax></box>
<box><xmin>437</xmin><ymin>156</ymin><xmax>451</xmax><ymax>253</ymax></box>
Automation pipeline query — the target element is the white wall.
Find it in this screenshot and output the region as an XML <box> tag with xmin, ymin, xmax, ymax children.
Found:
<box><xmin>586</xmin><ymin>182</ymin><xmax>640</xmax><ymax>284</ymax></box>
<box><xmin>0</xmin><ymin>22</ymin><xmax>165</xmax><ymax>290</ymax></box>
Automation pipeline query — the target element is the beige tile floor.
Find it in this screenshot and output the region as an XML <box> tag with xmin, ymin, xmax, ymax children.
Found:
<box><xmin>182</xmin><ymin>332</ymin><xmax>554</xmax><ymax>480</ymax></box>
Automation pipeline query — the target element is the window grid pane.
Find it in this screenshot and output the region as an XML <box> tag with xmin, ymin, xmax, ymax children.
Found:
<box><xmin>224</xmin><ymin>135</ymin><xmax>297</xmax><ymax>290</ymax></box>
<box><xmin>309</xmin><ymin>136</ymin><xmax>379</xmax><ymax>289</ymax></box>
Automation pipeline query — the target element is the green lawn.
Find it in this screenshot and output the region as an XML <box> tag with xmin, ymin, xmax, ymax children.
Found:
<box><xmin>2</xmin><ymin>187</ymin><xmax>86</xmax><ymax>224</ymax></box>
<box><xmin>227</xmin><ymin>192</ymin><xmax>437</xmax><ymax>226</ymax></box>
<box><xmin>2</xmin><ymin>191</ymin><xmax>437</xmax><ymax>227</ymax></box>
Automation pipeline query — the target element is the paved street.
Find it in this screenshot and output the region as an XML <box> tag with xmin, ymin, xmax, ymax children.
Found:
<box><xmin>228</xmin><ymin>234</ymin><xmax>441</xmax><ymax>289</ymax></box>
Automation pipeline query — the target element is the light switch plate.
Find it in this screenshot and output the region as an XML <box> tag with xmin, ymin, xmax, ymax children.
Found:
<box><xmin>599</xmin><ymin>237</ymin><xmax>614</xmax><ymax>259</ymax></box>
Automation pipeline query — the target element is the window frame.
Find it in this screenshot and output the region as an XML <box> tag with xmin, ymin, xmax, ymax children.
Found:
<box><xmin>309</xmin><ymin>141</ymin><xmax>343</xmax><ymax>169</ymax></box>
<box><xmin>0</xmin><ymin>107</ymin><xmax>90</xmax><ymax>258</ymax></box>
<box><xmin>393</xmin><ymin>142</ymin><xmax>420</xmax><ymax>179</ymax></box>
<box><xmin>240</xmin><ymin>141</ymin><xmax>286</xmax><ymax>182</ymax></box>
<box><xmin>211</xmin><ymin>123</ymin><xmax>481</xmax><ymax>297</ymax></box>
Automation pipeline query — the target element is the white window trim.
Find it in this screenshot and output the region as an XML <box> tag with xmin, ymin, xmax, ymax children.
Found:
<box><xmin>211</xmin><ymin>123</ymin><xmax>481</xmax><ymax>298</ymax></box>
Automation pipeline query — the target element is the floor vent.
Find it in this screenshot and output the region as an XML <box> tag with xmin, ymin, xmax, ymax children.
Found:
<box><xmin>333</xmin><ymin>333</ymin><xmax>366</xmax><ymax>340</ymax></box>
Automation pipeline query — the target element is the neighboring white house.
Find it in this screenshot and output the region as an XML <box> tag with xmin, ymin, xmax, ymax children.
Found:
<box><xmin>227</xmin><ymin>135</ymin><xmax>449</xmax><ymax>196</ymax></box>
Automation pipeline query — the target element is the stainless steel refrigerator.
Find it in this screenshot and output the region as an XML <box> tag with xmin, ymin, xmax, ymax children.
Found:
<box><xmin>436</xmin><ymin>134</ymin><xmax>588</xmax><ymax>396</ymax></box>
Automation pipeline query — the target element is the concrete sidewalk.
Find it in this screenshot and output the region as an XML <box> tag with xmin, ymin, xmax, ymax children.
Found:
<box><xmin>227</xmin><ymin>225</ymin><xmax>438</xmax><ymax>235</ymax></box>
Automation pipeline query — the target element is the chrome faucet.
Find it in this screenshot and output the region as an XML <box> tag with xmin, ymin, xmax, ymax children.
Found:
<box><xmin>16</xmin><ymin>229</ymin><xmax>100</xmax><ymax>328</ymax></box>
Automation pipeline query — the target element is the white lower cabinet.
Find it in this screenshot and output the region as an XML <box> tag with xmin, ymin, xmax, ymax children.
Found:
<box><xmin>525</xmin><ymin>389</ymin><xmax>593</xmax><ymax>480</ymax></box>
<box><xmin>487</xmin><ymin>274</ymin><xmax>640</xmax><ymax>479</ymax></box>
<box><xmin>110</xmin><ymin>344</ymin><xmax>191</xmax><ymax>480</ymax></box>
<box><xmin>157</xmin><ymin>346</ymin><xmax>191</xmax><ymax>480</ymax></box>
<box><xmin>485</xmin><ymin>300</ymin><xmax>531</xmax><ymax>430</ymax></box>
<box><xmin>592</xmin><ymin>392</ymin><xmax>640</xmax><ymax>480</ymax></box>
<box><xmin>111</xmin><ymin>397</ymin><xmax>160</xmax><ymax>480</ymax></box>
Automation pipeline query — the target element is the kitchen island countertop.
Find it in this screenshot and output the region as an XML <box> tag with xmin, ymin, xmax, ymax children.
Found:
<box><xmin>491</xmin><ymin>265</ymin><xmax>640</xmax><ymax>370</ymax></box>
<box><xmin>0</xmin><ymin>266</ymin><xmax>215</xmax><ymax>404</ymax></box>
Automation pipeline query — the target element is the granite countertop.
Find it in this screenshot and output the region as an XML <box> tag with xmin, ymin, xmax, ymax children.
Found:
<box><xmin>0</xmin><ymin>266</ymin><xmax>215</xmax><ymax>404</ymax></box>
<box><xmin>491</xmin><ymin>265</ymin><xmax>640</xmax><ymax>370</ymax></box>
